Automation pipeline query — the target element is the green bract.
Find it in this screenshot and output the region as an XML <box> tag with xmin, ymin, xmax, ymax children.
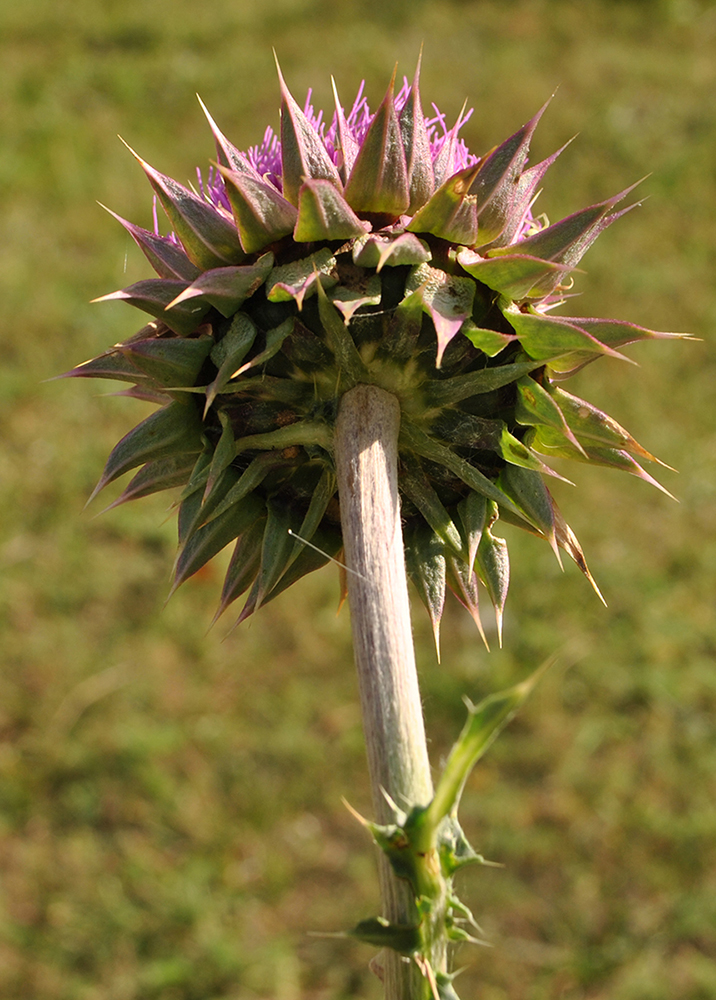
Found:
<box><xmin>68</xmin><ymin>58</ymin><xmax>685</xmax><ymax>649</ymax></box>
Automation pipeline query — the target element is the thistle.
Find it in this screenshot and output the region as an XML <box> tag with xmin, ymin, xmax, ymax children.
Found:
<box><xmin>67</xmin><ymin>56</ymin><xmax>684</xmax><ymax>998</ymax></box>
<box><xmin>68</xmin><ymin>58</ymin><xmax>680</xmax><ymax>651</ymax></box>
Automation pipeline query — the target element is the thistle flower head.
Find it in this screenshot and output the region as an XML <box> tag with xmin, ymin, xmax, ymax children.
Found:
<box><xmin>68</xmin><ymin>57</ymin><xmax>686</xmax><ymax>651</ymax></box>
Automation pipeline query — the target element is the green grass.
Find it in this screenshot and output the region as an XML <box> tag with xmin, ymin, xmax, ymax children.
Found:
<box><xmin>1</xmin><ymin>0</ymin><xmax>716</xmax><ymax>997</ymax></box>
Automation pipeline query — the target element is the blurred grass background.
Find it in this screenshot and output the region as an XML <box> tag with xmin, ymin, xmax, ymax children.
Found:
<box><xmin>1</xmin><ymin>0</ymin><xmax>716</xmax><ymax>997</ymax></box>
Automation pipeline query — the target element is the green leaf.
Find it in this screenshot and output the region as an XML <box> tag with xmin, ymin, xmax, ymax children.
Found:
<box><xmin>515</xmin><ymin>376</ymin><xmax>586</xmax><ymax>455</ymax></box>
<box><xmin>503</xmin><ymin>306</ymin><xmax>630</xmax><ymax>364</ymax></box>
<box><xmin>529</xmin><ymin>426</ymin><xmax>675</xmax><ymax>497</ymax></box>
<box><xmin>469</xmin><ymin>101</ymin><xmax>548</xmax><ymax>245</ymax></box>
<box><xmin>401</xmin><ymin>455</ymin><xmax>463</xmax><ymax>555</ymax></box>
<box><xmin>316</xmin><ymin>280</ymin><xmax>369</xmax><ymax>384</ymax></box>
<box><xmin>446</xmin><ymin>554</ymin><xmax>488</xmax><ymax>649</ymax></box>
<box><xmin>236</xmin><ymin>524</ymin><xmax>342</xmax><ymax>624</ymax></box>
<box><xmin>550</xmin><ymin>385</ymin><xmax>666</xmax><ymax>463</ymax></box>
<box><xmin>89</xmin><ymin>400</ymin><xmax>203</xmax><ymax>504</ymax></box>
<box><xmin>328</xmin><ymin>275</ymin><xmax>382</xmax><ymax>324</ymax></box>
<box><xmin>401</xmin><ymin>421</ymin><xmax>524</xmax><ymax>520</ymax></box>
<box><xmin>255</xmin><ymin>497</ymin><xmax>308</xmax><ymax>607</ymax></box>
<box><xmin>203</xmin><ymin>451</ymin><xmax>283</xmax><ymax>525</ymax></box>
<box><xmin>287</xmin><ymin>467</ymin><xmax>337</xmax><ymax>567</ymax></box>
<box><xmin>461</xmin><ymin>321</ymin><xmax>514</xmax><ymax>357</ymax></box>
<box><xmin>215</xmin><ymin>516</ymin><xmax>266</xmax><ymax>619</ymax></box>
<box><xmin>457</xmin><ymin>491</ymin><xmax>488</xmax><ymax>574</ymax></box>
<box><xmin>497</xmin><ymin>426</ymin><xmax>568</xmax><ymax>481</ymax></box>
<box><xmin>230</xmin><ymin>317</ymin><xmax>294</xmax><ymax>377</ymax></box>
<box><xmin>427</xmin><ymin>663</ymin><xmax>550</xmax><ymax>827</ymax></box>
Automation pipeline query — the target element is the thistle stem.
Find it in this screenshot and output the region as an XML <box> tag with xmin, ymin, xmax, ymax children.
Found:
<box><xmin>334</xmin><ymin>384</ymin><xmax>438</xmax><ymax>1000</ymax></box>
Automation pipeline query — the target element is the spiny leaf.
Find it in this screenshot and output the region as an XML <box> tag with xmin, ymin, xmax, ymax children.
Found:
<box><xmin>316</xmin><ymin>279</ymin><xmax>370</xmax><ymax>383</ymax></box>
<box><xmin>514</xmin><ymin>376</ymin><xmax>587</xmax><ymax>455</ymax></box>
<box><xmin>93</xmin><ymin>279</ymin><xmax>210</xmax><ymax>337</ymax></box>
<box><xmin>236</xmin><ymin>524</ymin><xmax>342</xmax><ymax>625</ymax></box>
<box><xmin>328</xmin><ymin>275</ymin><xmax>382</xmax><ymax>323</ymax></box>
<box><xmin>425</xmin><ymin>360</ymin><xmax>541</xmax><ymax>407</ymax></box>
<box><xmin>446</xmin><ymin>555</ymin><xmax>488</xmax><ymax>650</ymax></box>
<box><xmin>101</xmin><ymin>454</ymin><xmax>199</xmax><ymax>512</ymax></box>
<box><xmin>294</xmin><ymin>179</ymin><xmax>370</xmax><ymax>242</ymax></box>
<box><xmin>265</xmin><ymin>248</ymin><xmax>338</xmax><ymax>309</ymax></box>
<box><xmin>287</xmin><ymin>466</ymin><xmax>337</xmax><ymax>567</ymax></box>
<box><xmin>457</xmin><ymin>249</ymin><xmax>574</xmax><ymax>300</ymax></box>
<box><xmin>405</xmin><ymin>524</ymin><xmax>446</xmax><ymax>660</ymax></box>
<box><xmin>460</xmin><ymin>321</ymin><xmax>514</xmax><ymax>357</ymax></box>
<box><xmin>476</xmin><ymin>524</ymin><xmax>509</xmax><ymax>646</ymax></box>
<box><xmin>331</xmin><ymin>77</ymin><xmax>360</xmax><ymax>181</ymax></box>
<box><xmin>343</xmin><ymin>69</ymin><xmax>410</xmax><ymax>216</ymax></box>
<box><xmin>503</xmin><ymin>306</ymin><xmax>632</xmax><ymax>364</ymax></box>
<box><xmin>168</xmin><ymin>253</ymin><xmax>274</xmax><ymax>318</ymax></box>
<box><xmin>399</xmin><ymin>53</ymin><xmax>435</xmax><ymax>212</ymax></box>
<box><xmin>88</xmin><ymin>400</ymin><xmax>203</xmax><ymax>505</ymax></box>
<box><xmin>352</xmin><ymin>231</ymin><xmax>432</xmax><ymax>270</ymax></box>
<box><xmin>197</xmin><ymin>95</ymin><xmax>262</xmax><ymax>177</ymax></box>
<box><xmin>405</xmin><ymin>263</ymin><xmax>476</xmax><ymax>367</ymax></box>
<box><xmin>120</xmin><ymin>336</ymin><xmax>213</xmax><ymax>388</ymax></box>
<box><xmin>432</xmin><ymin>100</ymin><xmax>470</xmax><ymax>186</ymax></box>
<box><xmin>457</xmin><ymin>491</ymin><xmax>488</xmax><ymax>575</ymax></box>
<box><xmin>99</xmin><ymin>204</ymin><xmax>201</xmax><ymax>281</ymax></box>
<box><xmin>408</xmin><ymin>164</ymin><xmax>481</xmax><ymax>245</ymax></box>
<box><xmin>172</xmin><ymin>487</ymin><xmax>265</xmax><ymax>592</ymax></box>
<box><xmin>255</xmin><ymin>498</ymin><xmax>307</xmax><ymax>607</ymax></box>
<box><xmin>205</xmin><ymin>312</ymin><xmax>259</xmax><ymax>412</ymax></box>
<box><xmin>123</xmin><ymin>140</ymin><xmax>246</xmax><ymax>268</ymax></box>
<box><xmin>550</xmin><ymin>385</ymin><xmax>665</xmax><ymax>464</ymax></box>
<box><xmin>400</xmin><ymin>454</ymin><xmax>464</xmax><ymax>555</ymax></box>
<box><xmin>469</xmin><ymin>99</ymin><xmax>549</xmax><ymax>246</ymax></box>
<box><xmin>498</xmin><ymin>463</ymin><xmax>561</xmax><ymax>562</ymax></box>
<box><xmin>219</xmin><ymin>165</ymin><xmax>298</xmax><ymax>254</ymax></box>
<box><xmin>529</xmin><ymin>426</ymin><xmax>676</xmax><ymax>498</ymax></box>
<box><xmin>203</xmin><ymin>451</ymin><xmax>284</xmax><ymax>525</ymax></box>
<box><xmin>483</xmin><ymin>137</ymin><xmax>574</xmax><ymax>250</ymax></box>
<box><xmin>401</xmin><ymin>421</ymin><xmax>525</xmax><ymax>521</ymax></box>
<box><xmin>275</xmin><ymin>56</ymin><xmax>343</xmax><ymax>207</ymax></box>
<box><xmin>213</xmin><ymin>517</ymin><xmax>266</xmax><ymax>622</ymax></box>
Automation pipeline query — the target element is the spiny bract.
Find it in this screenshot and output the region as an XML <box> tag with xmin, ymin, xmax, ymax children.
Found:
<box><xmin>68</xmin><ymin>57</ymin><xmax>683</xmax><ymax>650</ymax></box>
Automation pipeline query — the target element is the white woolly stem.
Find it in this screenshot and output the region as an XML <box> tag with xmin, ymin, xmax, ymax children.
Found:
<box><xmin>334</xmin><ymin>384</ymin><xmax>437</xmax><ymax>1000</ymax></box>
